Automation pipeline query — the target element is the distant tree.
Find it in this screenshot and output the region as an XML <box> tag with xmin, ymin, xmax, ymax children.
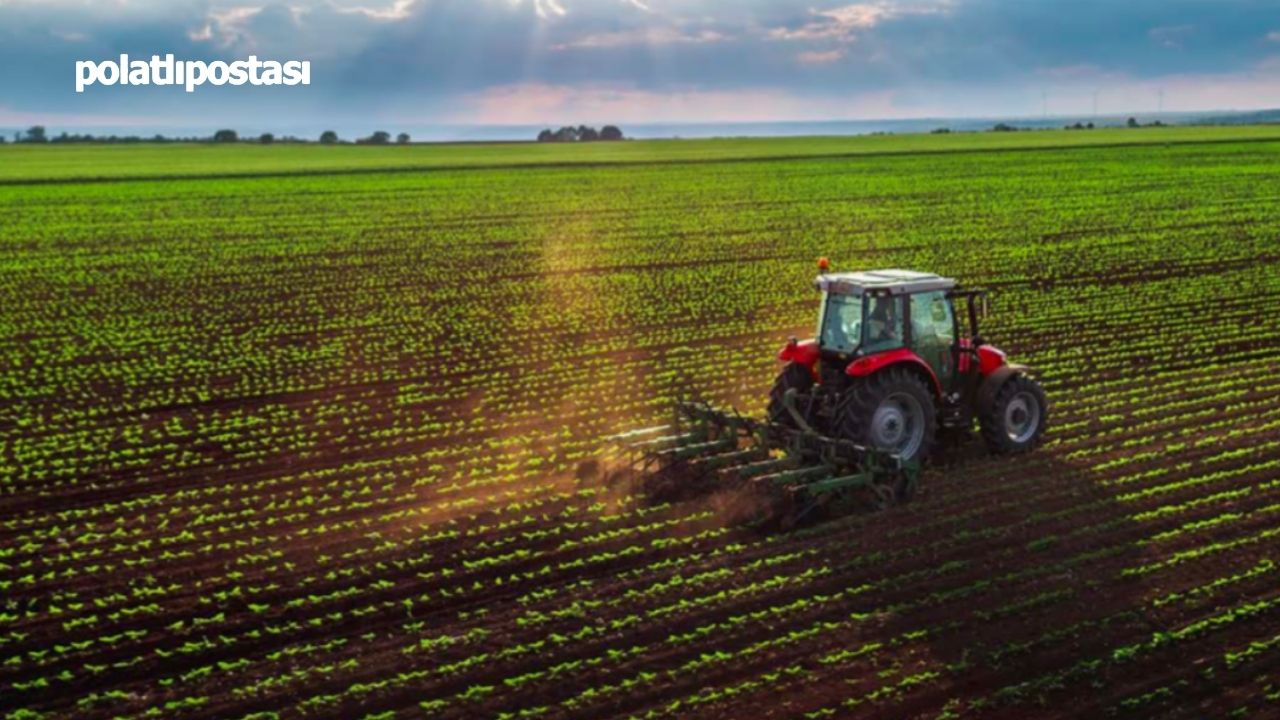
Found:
<box><xmin>1127</xmin><ymin>117</ymin><xmax>1139</xmax><ymax>128</ymax></box>
<box><xmin>213</xmin><ymin>129</ymin><xmax>238</xmax><ymax>143</ymax></box>
<box><xmin>930</xmin><ymin>127</ymin><xmax>951</xmax><ymax>134</ymax></box>
<box><xmin>396</xmin><ymin>132</ymin><xmax>410</xmax><ymax>145</ymax></box>
<box><xmin>259</xmin><ymin>133</ymin><xmax>274</xmax><ymax>144</ymax></box>
<box><xmin>535</xmin><ymin>125</ymin><xmax>623</xmax><ymax>142</ymax></box>
<box><xmin>23</xmin><ymin>126</ymin><xmax>48</xmax><ymax>143</ymax></box>
<box><xmin>368</xmin><ymin>131</ymin><xmax>391</xmax><ymax>145</ymax></box>
<box><xmin>1086</xmin><ymin>122</ymin><xmax>1095</xmax><ymax>129</ymax></box>
<box><xmin>0</xmin><ymin>135</ymin><xmax>6</xmax><ymax>144</ymax></box>
<box><xmin>320</xmin><ymin>130</ymin><xmax>339</xmax><ymax>144</ymax></box>
<box><xmin>991</xmin><ymin>122</ymin><xmax>1017</xmax><ymax>132</ymax></box>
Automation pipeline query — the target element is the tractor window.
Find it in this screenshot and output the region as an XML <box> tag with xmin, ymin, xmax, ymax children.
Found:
<box><xmin>863</xmin><ymin>295</ymin><xmax>904</xmax><ymax>354</ymax></box>
<box><xmin>910</xmin><ymin>291</ymin><xmax>955</xmax><ymax>345</ymax></box>
<box><xmin>910</xmin><ymin>291</ymin><xmax>956</xmax><ymax>385</ymax></box>
<box><xmin>819</xmin><ymin>293</ymin><xmax>862</xmax><ymax>353</ymax></box>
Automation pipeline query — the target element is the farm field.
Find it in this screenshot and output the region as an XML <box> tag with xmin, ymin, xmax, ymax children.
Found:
<box><xmin>2</xmin><ymin>129</ymin><xmax>1280</xmax><ymax>719</ymax></box>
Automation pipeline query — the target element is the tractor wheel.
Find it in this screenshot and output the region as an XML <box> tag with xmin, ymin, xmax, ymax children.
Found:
<box><xmin>836</xmin><ymin>367</ymin><xmax>936</xmax><ymax>464</ymax></box>
<box><xmin>767</xmin><ymin>362</ymin><xmax>815</xmax><ymax>429</ymax></box>
<box><xmin>980</xmin><ymin>373</ymin><xmax>1048</xmax><ymax>454</ymax></box>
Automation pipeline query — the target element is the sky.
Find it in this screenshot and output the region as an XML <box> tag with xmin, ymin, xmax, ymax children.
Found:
<box><xmin>1</xmin><ymin>0</ymin><xmax>1278</xmax><ymax>134</ymax></box>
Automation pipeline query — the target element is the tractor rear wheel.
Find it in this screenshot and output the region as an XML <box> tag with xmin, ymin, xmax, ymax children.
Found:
<box><xmin>980</xmin><ymin>373</ymin><xmax>1048</xmax><ymax>454</ymax></box>
<box><xmin>767</xmin><ymin>362</ymin><xmax>815</xmax><ymax>429</ymax></box>
<box><xmin>836</xmin><ymin>367</ymin><xmax>936</xmax><ymax>464</ymax></box>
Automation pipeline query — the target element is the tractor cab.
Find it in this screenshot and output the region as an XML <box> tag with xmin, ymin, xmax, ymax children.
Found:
<box><xmin>814</xmin><ymin>269</ymin><xmax>964</xmax><ymax>391</ymax></box>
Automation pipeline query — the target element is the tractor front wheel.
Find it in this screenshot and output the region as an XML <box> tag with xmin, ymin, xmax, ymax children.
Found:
<box><xmin>980</xmin><ymin>373</ymin><xmax>1048</xmax><ymax>454</ymax></box>
<box><xmin>836</xmin><ymin>367</ymin><xmax>936</xmax><ymax>464</ymax></box>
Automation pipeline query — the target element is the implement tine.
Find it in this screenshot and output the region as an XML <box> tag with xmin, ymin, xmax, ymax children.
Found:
<box><xmin>688</xmin><ymin>446</ymin><xmax>769</xmax><ymax>473</ymax></box>
<box><xmin>655</xmin><ymin>435</ymin><xmax>736</xmax><ymax>461</ymax></box>
<box><xmin>727</xmin><ymin>455</ymin><xmax>799</xmax><ymax>480</ymax></box>
<box><xmin>604</xmin><ymin>424</ymin><xmax>671</xmax><ymax>442</ymax></box>
<box><xmin>755</xmin><ymin>464</ymin><xmax>833</xmax><ymax>486</ymax></box>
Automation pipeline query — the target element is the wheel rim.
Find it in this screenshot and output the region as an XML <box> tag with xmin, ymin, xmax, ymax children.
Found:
<box><xmin>870</xmin><ymin>392</ymin><xmax>925</xmax><ymax>459</ymax></box>
<box><xmin>1004</xmin><ymin>391</ymin><xmax>1041</xmax><ymax>443</ymax></box>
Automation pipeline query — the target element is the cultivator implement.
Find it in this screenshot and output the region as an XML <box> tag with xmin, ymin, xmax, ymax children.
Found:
<box><xmin>613</xmin><ymin>400</ymin><xmax>920</xmax><ymax>529</ymax></box>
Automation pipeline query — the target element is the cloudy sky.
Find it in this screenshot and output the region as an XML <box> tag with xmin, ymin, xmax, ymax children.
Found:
<box><xmin>2</xmin><ymin>0</ymin><xmax>1279</xmax><ymax>132</ymax></box>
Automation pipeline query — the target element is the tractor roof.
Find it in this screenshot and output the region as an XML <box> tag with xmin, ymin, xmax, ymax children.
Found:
<box><xmin>815</xmin><ymin>269</ymin><xmax>956</xmax><ymax>296</ymax></box>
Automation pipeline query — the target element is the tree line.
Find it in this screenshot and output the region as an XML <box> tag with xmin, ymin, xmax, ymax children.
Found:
<box><xmin>4</xmin><ymin>126</ymin><xmax>415</xmax><ymax>145</ymax></box>
<box><xmin>536</xmin><ymin>125</ymin><xmax>624</xmax><ymax>142</ymax></box>
<box><xmin>5</xmin><ymin>125</ymin><xmax>628</xmax><ymax>145</ymax></box>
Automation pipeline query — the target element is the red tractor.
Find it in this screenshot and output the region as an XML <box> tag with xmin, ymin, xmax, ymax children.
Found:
<box><xmin>620</xmin><ymin>263</ymin><xmax>1047</xmax><ymax>521</ymax></box>
<box><xmin>769</xmin><ymin>265</ymin><xmax>1047</xmax><ymax>464</ymax></box>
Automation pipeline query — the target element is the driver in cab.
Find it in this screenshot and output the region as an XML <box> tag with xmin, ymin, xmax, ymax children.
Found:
<box><xmin>865</xmin><ymin>296</ymin><xmax>900</xmax><ymax>351</ymax></box>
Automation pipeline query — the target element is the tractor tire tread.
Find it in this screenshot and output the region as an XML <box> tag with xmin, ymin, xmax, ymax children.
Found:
<box><xmin>835</xmin><ymin>366</ymin><xmax>936</xmax><ymax>465</ymax></box>
<box><xmin>767</xmin><ymin>363</ymin><xmax>815</xmax><ymax>427</ymax></box>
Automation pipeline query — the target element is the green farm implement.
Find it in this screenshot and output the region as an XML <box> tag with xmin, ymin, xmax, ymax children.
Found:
<box><xmin>615</xmin><ymin>400</ymin><xmax>920</xmax><ymax>529</ymax></box>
